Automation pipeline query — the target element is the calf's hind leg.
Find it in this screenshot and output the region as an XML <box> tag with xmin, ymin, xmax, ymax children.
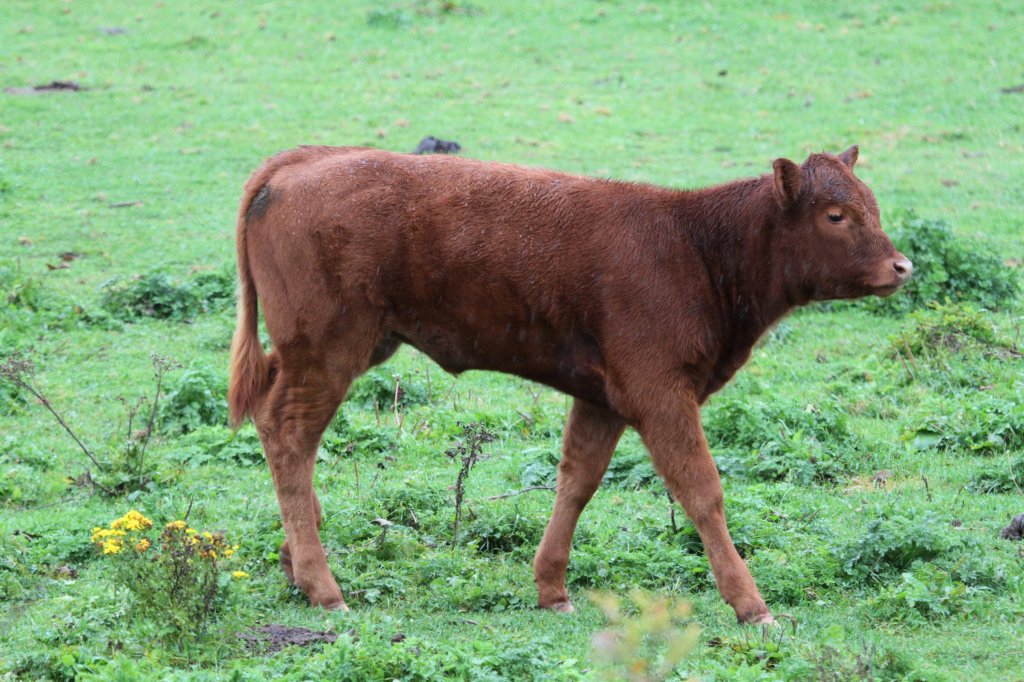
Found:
<box><xmin>254</xmin><ymin>350</ymin><xmax>363</xmax><ymax>610</ymax></box>
<box><xmin>278</xmin><ymin>489</ymin><xmax>322</xmax><ymax>585</ymax></box>
<box><xmin>534</xmin><ymin>399</ymin><xmax>625</xmax><ymax>612</ymax></box>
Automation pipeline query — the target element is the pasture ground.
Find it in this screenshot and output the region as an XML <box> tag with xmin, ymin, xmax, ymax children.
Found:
<box><xmin>1</xmin><ymin>2</ymin><xmax>1022</xmax><ymax>679</ymax></box>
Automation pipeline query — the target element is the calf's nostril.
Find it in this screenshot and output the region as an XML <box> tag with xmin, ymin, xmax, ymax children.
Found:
<box><xmin>893</xmin><ymin>258</ymin><xmax>913</xmax><ymax>280</ymax></box>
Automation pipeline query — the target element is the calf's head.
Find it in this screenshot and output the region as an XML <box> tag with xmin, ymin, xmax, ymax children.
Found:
<box><xmin>771</xmin><ymin>146</ymin><xmax>911</xmax><ymax>301</ymax></box>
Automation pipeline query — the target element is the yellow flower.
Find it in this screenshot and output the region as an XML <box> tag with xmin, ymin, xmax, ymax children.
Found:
<box><xmin>231</xmin><ymin>571</ymin><xmax>249</xmax><ymax>579</ymax></box>
<box><xmin>135</xmin><ymin>538</ymin><xmax>151</xmax><ymax>552</ymax></box>
<box><xmin>111</xmin><ymin>509</ymin><xmax>153</xmax><ymax>532</ymax></box>
<box><xmin>102</xmin><ymin>538</ymin><xmax>124</xmax><ymax>555</ymax></box>
<box><xmin>223</xmin><ymin>548</ymin><xmax>235</xmax><ymax>558</ymax></box>
<box><xmin>165</xmin><ymin>520</ymin><xmax>186</xmax><ymax>531</ymax></box>
<box><xmin>91</xmin><ymin>527</ymin><xmax>126</xmax><ymax>544</ymax></box>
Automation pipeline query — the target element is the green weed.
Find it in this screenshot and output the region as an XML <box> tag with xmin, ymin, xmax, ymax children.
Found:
<box><xmin>840</xmin><ymin>509</ymin><xmax>952</xmax><ymax>584</ymax></box>
<box><xmin>706</xmin><ymin>395</ymin><xmax>864</xmax><ymax>484</ymax></box>
<box><xmin>864</xmin><ymin>564</ymin><xmax>973</xmax><ymax>625</ymax></box>
<box><xmin>100</xmin><ymin>269</ymin><xmax>233</xmax><ymax>323</ymax></box>
<box><xmin>159</xmin><ymin>364</ymin><xmax>228</xmax><ymax>435</ymax></box>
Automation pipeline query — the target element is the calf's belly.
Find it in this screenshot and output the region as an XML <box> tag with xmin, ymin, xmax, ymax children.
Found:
<box><xmin>389</xmin><ymin>319</ymin><xmax>611</xmax><ymax>409</ymax></box>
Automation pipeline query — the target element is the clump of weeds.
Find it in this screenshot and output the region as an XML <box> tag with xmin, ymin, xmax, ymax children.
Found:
<box><xmin>445</xmin><ymin>421</ymin><xmax>496</xmax><ymax>544</ymax></box>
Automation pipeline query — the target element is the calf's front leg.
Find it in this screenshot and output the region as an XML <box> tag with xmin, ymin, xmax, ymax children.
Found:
<box><xmin>638</xmin><ymin>397</ymin><xmax>774</xmax><ymax>625</ymax></box>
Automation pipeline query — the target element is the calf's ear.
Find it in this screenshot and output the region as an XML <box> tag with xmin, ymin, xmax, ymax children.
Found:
<box><xmin>772</xmin><ymin>158</ymin><xmax>801</xmax><ymax>209</ymax></box>
<box><xmin>837</xmin><ymin>145</ymin><xmax>858</xmax><ymax>169</ymax></box>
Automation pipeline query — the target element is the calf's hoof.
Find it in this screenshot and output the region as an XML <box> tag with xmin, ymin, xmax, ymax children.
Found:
<box><xmin>306</xmin><ymin>584</ymin><xmax>347</xmax><ymax>612</ymax></box>
<box><xmin>279</xmin><ymin>544</ymin><xmax>295</xmax><ymax>583</ymax></box>
<box><xmin>539</xmin><ymin>599</ymin><xmax>575</xmax><ymax>614</ymax></box>
<box><xmin>738</xmin><ymin>611</ymin><xmax>776</xmax><ymax>626</ymax></box>
<box><xmin>320</xmin><ymin>598</ymin><xmax>350</xmax><ymax>612</ymax></box>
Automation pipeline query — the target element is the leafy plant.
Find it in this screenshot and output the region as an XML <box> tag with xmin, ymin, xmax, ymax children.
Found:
<box><xmin>190</xmin><ymin>267</ymin><xmax>235</xmax><ymax>312</ymax></box>
<box><xmin>322</xmin><ymin>419</ymin><xmax>400</xmax><ymax>459</ymax></box>
<box><xmin>864</xmin><ymin>213</ymin><xmax>1020</xmax><ymax>314</ymax></box>
<box><xmin>369</xmin><ymin>483</ymin><xmax>448</xmax><ymax>528</ymax></box>
<box><xmin>174</xmin><ymin>425</ymin><xmax>264</xmax><ymax>466</ymax></box>
<box><xmin>745</xmin><ymin>545</ymin><xmax>841</xmax><ymax>605</ymax></box>
<box><xmin>706</xmin><ymin>396</ymin><xmax>863</xmax><ymax>484</ymax></box>
<box><xmin>1</xmin><ymin>260</ymin><xmax>50</xmax><ymax>312</ymax></box>
<box><xmin>520</xmin><ymin>447</ymin><xmax>559</xmax><ymax>488</ymax></box>
<box><xmin>603</xmin><ymin>449</ymin><xmax>658</xmax><ymax>489</ymax></box>
<box><xmin>705</xmin><ymin>628</ymin><xmax>792</xmax><ymax>672</ymax></box>
<box><xmin>893</xmin><ymin>301</ymin><xmax>1002</xmax><ymax>356</ymax></box>
<box><xmin>159</xmin><ymin>364</ymin><xmax>228</xmax><ymax>434</ymax></box>
<box><xmin>465</xmin><ymin>507</ymin><xmax>545</xmax><ymax>553</ymax></box>
<box><xmin>100</xmin><ymin>273</ymin><xmax>202</xmax><ymax>321</ymax></box>
<box><xmin>840</xmin><ymin>509</ymin><xmax>951</xmax><ymax>583</ymax></box>
<box><xmin>99</xmin><ymin>268</ymin><xmax>234</xmax><ymax>323</ymax></box>
<box><xmin>864</xmin><ymin>564</ymin><xmax>973</xmax><ymax>624</ymax></box>
<box><xmin>908</xmin><ymin>396</ymin><xmax>1024</xmax><ymax>454</ymax></box>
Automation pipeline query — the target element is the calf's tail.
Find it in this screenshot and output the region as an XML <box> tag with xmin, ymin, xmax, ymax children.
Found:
<box><xmin>227</xmin><ymin>174</ymin><xmax>272</xmax><ymax>429</ymax></box>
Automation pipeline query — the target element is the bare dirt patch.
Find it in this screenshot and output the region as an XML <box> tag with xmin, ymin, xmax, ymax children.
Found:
<box><xmin>237</xmin><ymin>624</ymin><xmax>340</xmax><ymax>654</ymax></box>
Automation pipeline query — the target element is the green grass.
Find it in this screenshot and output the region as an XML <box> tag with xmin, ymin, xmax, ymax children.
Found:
<box><xmin>2</xmin><ymin>1</ymin><xmax>1023</xmax><ymax>679</ymax></box>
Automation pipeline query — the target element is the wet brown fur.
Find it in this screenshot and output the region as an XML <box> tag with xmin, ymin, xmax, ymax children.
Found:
<box><xmin>228</xmin><ymin>144</ymin><xmax>909</xmax><ymax>622</ymax></box>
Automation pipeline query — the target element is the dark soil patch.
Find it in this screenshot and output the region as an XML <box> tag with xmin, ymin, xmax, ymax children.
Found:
<box><xmin>1000</xmin><ymin>83</ymin><xmax>1024</xmax><ymax>94</ymax></box>
<box><xmin>5</xmin><ymin>80</ymin><xmax>84</xmax><ymax>95</ymax></box>
<box><xmin>237</xmin><ymin>624</ymin><xmax>341</xmax><ymax>654</ymax></box>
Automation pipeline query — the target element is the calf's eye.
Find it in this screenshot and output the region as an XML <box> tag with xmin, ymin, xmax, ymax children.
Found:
<box><xmin>827</xmin><ymin>212</ymin><xmax>843</xmax><ymax>224</ymax></box>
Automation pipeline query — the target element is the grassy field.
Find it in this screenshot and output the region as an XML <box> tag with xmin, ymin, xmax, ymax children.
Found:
<box><xmin>1</xmin><ymin>1</ymin><xmax>1023</xmax><ymax>679</ymax></box>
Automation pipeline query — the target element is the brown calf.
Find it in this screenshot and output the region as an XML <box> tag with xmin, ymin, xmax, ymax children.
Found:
<box><xmin>228</xmin><ymin>145</ymin><xmax>911</xmax><ymax>624</ymax></box>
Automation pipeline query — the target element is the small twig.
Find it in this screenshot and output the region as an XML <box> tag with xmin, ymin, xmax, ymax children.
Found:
<box><xmin>486</xmin><ymin>485</ymin><xmax>556</xmax><ymax>501</ymax></box>
<box><xmin>775</xmin><ymin>613</ymin><xmax>798</xmax><ymax>637</ymax></box>
<box><xmin>667</xmin><ymin>488</ymin><xmax>678</xmax><ymax>533</ymax></box>
<box><xmin>392</xmin><ymin>376</ymin><xmax>403</xmax><ymax>432</ymax></box>
<box><xmin>440</xmin><ymin>376</ymin><xmax>456</xmax><ymax>403</ymax></box>
<box><xmin>894</xmin><ymin>347</ymin><xmax>915</xmax><ymax>383</ymax></box>
<box><xmin>922</xmin><ymin>474</ymin><xmax>932</xmax><ymax>502</ymax></box>
<box><xmin>515</xmin><ymin>409</ymin><xmax>534</xmax><ymax>427</ymax></box>
<box><xmin>138</xmin><ymin>355</ymin><xmax>179</xmax><ymax>485</ymax></box>
<box><xmin>0</xmin><ymin>353</ymin><xmax>106</xmax><ymax>472</ymax></box>
<box><xmin>183</xmin><ymin>497</ymin><xmax>194</xmax><ymax>522</ymax></box>
<box><xmin>353</xmin><ymin>460</ymin><xmax>360</xmax><ymax>495</ymax></box>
